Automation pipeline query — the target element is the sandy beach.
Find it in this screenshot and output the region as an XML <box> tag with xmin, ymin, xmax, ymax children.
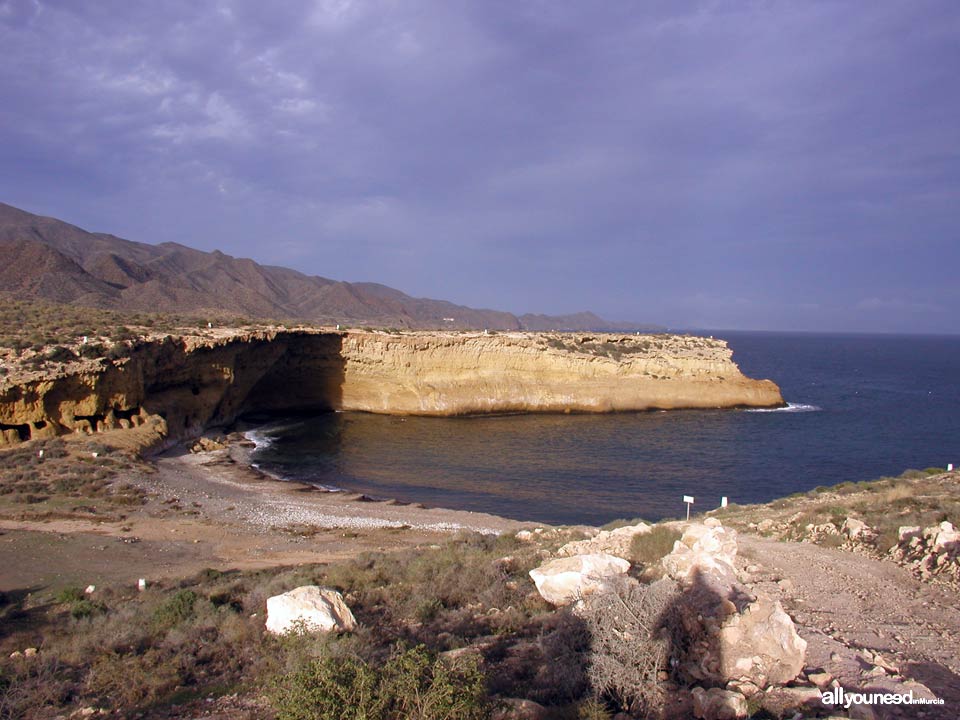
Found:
<box><xmin>0</xmin><ymin>440</ymin><xmax>524</xmax><ymax>591</ymax></box>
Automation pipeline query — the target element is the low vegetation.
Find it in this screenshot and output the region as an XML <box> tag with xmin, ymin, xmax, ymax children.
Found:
<box><xmin>630</xmin><ymin>526</ymin><xmax>683</xmax><ymax>566</ymax></box>
<box><xmin>0</xmin><ymin>528</ymin><xmax>682</xmax><ymax>719</ymax></box>
<box><xmin>0</xmin><ymin>438</ymin><xmax>149</xmax><ymax>521</ymax></box>
<box><xmin>712</xmin><ymin>466</ymin><xmax>957</xmax><ymax>554</ymax></box>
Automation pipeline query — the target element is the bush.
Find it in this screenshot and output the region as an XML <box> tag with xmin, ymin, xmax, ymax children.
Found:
<box><xmin>56</xmin><ymin>586</ymin><xmax>86</xmax><ymax>604</ymax></box>
<box><xmin>70</xmin><ymin>599</ymin><xmax>105</xmax><ymax>620</ymax></box>
<box><xmin>629</xmin><ymin>526</ymin><xmax>682</xmax><ymax>566</ymax></box>
<box><xmin>153</xmin><ymin>589</ymin><xmax>199</xmax><ymax>627</ymax></box>
<box><xmin>580</xmin><ymin>577</ymin><xmax>679</xmax><ymax>715</ymax></box>
<box><xmin>270</xmin><ymin>644</ymin><xmax>487</xmax><ymax>720</ymax></box>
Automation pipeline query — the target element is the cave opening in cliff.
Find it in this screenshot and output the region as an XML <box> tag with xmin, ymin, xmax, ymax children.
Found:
<box><xmin>239</xmin><ymin>334</ymin><xmax>347</xmax><ymax>420</ymax></box>
<box><xmin>0</xmin><ymin>422</ymin><xmax>31</xmax><ymax>441</ymax></box>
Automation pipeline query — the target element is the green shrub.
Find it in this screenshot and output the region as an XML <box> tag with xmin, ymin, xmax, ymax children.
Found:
<box><xmin>629</xmin><ymin>526</ymin><xmax>682</xmax><ymax>566</ymax></box>
<box><xmin>576</xmin><ymin>698</ymin><xmax>613</xmax><ymax>719</ymax></box>
<box><xmin>153</xmin><ymin>589</ymin><xmax>199</xmax><ymax>627</ymax></box>
<box><xmin>56</xmin><ymin>586</ymin><xmax>86</xmax><ymax>604</ymax></box>
<box><xmin>270</xmin><ymin>644</ymin><xmax>487</xmax><ymax>720</ymax></box>
<box><xmin>70</xmin><ymin>599</ymin><xmax>105</xmax><ymax>620</ymax></box>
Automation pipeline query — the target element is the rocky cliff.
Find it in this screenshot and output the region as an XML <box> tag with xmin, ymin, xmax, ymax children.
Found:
<box><xmin>0</xmin><ymin>330</ymin><xmax>783</xmax><ymax>447</ymax></box>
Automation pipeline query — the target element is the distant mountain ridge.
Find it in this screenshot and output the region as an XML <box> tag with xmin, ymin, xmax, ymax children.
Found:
<box><xmin>0</xmin><ymin>202</ymin><xmax>658</xmax><ymax>331</ymax></box>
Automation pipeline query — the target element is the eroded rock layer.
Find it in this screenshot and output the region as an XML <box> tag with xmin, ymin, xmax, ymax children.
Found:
<box><xmin>0</xmin><ymin>330</ymin><xmax>783</xmax><ymax>447</ymax></box>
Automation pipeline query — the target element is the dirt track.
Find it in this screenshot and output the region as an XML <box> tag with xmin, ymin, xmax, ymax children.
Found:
<box><xmin>739</xmin><ymin>535</ymin><xmax>960</xmax><ymax>718</ymax></box>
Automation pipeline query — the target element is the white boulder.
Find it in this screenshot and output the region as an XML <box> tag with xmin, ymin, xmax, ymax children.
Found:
<box><xmin>265</xmin><ymin>585</ymin><xmax>357</xmax><ymax>635</ymax></box>
<box><xmin>934</xmin><ymin>521</ymin><xmax>960</xmax><ymax>550</ymax></box>
<box><xmin>841</xmin><ymin>518</ymin><xmax>875</xmax><ymax>541</ymax></box>
<box><xmin>557</xmin><ymin>522</ymin><xmax>652</xmax><ymax>559</ymax></box>
<box><xmin>662</xmin><ymin>522</ymin><xmax>739</xmax><ymax>591</ymax></box>
<box><xmin>528</xmin><ymin>553</ymin><xmax>630</xmax><ymax>606</ymax></box>
<box><xmin>717</xmin><ymin>595</ymin><xmax>807</xmax><ymax>687</ymax></box>
<box><xmin>897</xmin><ymin>526</ymin><xmax>922</xmax><ymax>543</ymax></box>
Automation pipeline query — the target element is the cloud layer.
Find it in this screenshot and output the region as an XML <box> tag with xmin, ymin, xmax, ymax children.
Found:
<box><xmin>2</xmin><ymin>0</ymin><xmax>958</xmax><ymax>332</ymax></box>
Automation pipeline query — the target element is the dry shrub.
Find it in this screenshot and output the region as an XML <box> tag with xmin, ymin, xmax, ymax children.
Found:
<box><xmin>0</xmin><ymin>657</ymin><xmax>73</xmax><ymax>719</ymax></box>
<box><xmin>579</xmin><ymin>576</ymin><xmax>679</xmax><ymax>715</ymax></box>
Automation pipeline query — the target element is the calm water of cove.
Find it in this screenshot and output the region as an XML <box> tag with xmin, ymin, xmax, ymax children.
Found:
<box><xmin>249</xmin><ymin>332</ymin><xmax>960</xmax><ymax>526</ymax></box>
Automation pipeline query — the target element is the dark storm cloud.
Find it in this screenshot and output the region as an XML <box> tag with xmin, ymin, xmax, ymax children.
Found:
<box><xmin>1</xmin><ymin>0</ymin><xmax>958</xmax><ymax>332</ymax></box>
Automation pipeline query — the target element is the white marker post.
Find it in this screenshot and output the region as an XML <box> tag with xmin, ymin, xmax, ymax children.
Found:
<box><xmin>683</xmin><ymin>495</ymin><xmax>694</xmax><ymax>521</ymax></box>
<box><xmin>949</xmin><ymin>463</ymin><xmax>954</xmax><ymax>472</ymax></box>
<box><xmin>721</xmin><ymin>496</ymin><xmax>728</xmax><ymax>508</ymax></box>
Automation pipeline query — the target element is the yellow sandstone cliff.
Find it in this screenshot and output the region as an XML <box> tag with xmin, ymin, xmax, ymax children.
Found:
<box><xmin>0</xmin><ymin>330</ymin><xmax>783</xmax><ymax>447</ymax></box>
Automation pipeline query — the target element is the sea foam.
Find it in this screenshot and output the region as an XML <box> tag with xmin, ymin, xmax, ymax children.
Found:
<box><xmin>746</xmin><ymin>402</ymin><xmax>821</xmax><ymax>413</ymax></box>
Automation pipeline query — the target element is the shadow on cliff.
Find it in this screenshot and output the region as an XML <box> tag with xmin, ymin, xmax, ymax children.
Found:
<box><xmin>140</xmin><ymin>332</ymin><xmax>347</xmax><ymax>438</ymax></box>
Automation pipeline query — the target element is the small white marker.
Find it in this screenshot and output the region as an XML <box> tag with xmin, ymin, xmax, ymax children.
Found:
<box><xmin>38</xmin><ymin>449</ymin><xmax>44</xmax><ymax>459</ymax></box>
<box><xmin>138</xmin><ymin>578</ymin><xmax>147</xmax><ymax>591</ymax></box>
<box><xmin>91</xmin><ymin>452</ymin><xmax>98</xmax><ymax>458</ymax></box>
<box><xmin>683</xmin><ymin>495</ymin><xmax>694</xmax><ymax>521</ymax></box>
<box><xmin>721</xmin><ymin>496</ymin><xmax>728</xmax><ymax>508</ymax></box>
<box><xmin>949</xmin><ymin>463</ymin><xmax>954</xmax><ymax>472</ymax></box>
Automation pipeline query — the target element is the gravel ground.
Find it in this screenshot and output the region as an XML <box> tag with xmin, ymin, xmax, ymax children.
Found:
<box><xmin>739</xmin><ymin>535</ymin><xmax>960</xmax><ymax>719</ymax></box>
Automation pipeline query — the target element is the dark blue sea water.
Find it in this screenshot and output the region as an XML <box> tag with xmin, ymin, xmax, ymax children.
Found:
<box><xmin>249</xmin><ymin>332</ymin><xmax>960</xmax><ymax>526</ymax></box>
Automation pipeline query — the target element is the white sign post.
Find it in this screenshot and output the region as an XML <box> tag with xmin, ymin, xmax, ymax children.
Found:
<box><xmin>721</xmin><ymin>496</ymin><xmax>728</xmax><ymax>508</ymax></box>
<box><xmin>683</xmin><ymin>495</ymin><xmax>694</xmax><ymax>521</ymax></box>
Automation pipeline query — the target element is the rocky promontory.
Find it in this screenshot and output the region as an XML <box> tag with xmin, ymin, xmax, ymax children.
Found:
<box><xmin>0</xmin><ymin>329</ymin><xmax>783</xmax><ymax>446</ymax></box>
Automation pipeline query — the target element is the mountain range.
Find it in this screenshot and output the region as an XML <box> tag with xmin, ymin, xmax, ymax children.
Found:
<box><xmin>0</xmin><ymin>202</ymin><xmax>656</xmax><ymax>331</ymax></box>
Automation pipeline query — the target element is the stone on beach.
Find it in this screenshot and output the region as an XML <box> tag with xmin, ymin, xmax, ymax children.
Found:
<box><xmin>528</xmin><ymin>553</ymin><xmax>631</xmax><ymax>606</ymax></box>
<box><xmin>265</xmin><ymin>585</ymin><xmax>357</xmax><ymax>635</ymax></box>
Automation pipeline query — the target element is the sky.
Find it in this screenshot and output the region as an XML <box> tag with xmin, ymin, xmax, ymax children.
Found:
<box><xmin>1</xmin><ymin>0</ymin><xmax>958</xmax><ymax>333</ymax></box>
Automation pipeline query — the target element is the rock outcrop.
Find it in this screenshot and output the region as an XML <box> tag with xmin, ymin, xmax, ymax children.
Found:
<box><xmin>0</xmin><ymin>329</ymin><xmax>783</xmax><ymax>447</ymax></box>
<box><xmin>890</xmin><ymin>521</ymin><xmax>960</xmax><ymax>582</ymax></box>
<box><xmin>265</xmin><ymin>585</ymin><xmax>357</xmax><ymax>635</ymax></box>
<box><xmin>528</xmin><ymin>553</ymin><xmax>631</xmax><ymax>606</ymax></box>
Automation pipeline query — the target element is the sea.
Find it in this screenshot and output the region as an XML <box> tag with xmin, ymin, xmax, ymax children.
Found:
<box><xmin>247</xmin><ymin>332</ymin><xmax>960</xmax><ymax>526</ymax></box>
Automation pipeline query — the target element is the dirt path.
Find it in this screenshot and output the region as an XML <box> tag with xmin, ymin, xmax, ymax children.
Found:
<box><xmin>739</xmin><ymin>535</ymin><xmax>960</xmax><ymax>717</ymax></box>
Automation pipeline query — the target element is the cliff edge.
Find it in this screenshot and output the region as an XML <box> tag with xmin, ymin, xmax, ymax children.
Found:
<box><xmin>0</xmin><ymin>329</ymin><xmax>783</xmax><ymax>447</ymax></box>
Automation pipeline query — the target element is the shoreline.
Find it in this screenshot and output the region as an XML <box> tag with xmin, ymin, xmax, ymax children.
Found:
<box><xmin>0</xmin><ymin>435</ymin><xmax>527</xmax><ymax>591</ymax></box>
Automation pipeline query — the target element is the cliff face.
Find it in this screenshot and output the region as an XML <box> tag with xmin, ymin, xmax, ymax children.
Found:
<box><xmin>337</xmin><ymin>332</ymin><xmax>781</xmax><ymax>414</ymax></box>
<box><xmin>0</xmin><ymin>330</ymin><xmax>783</xmax><ymax>447</ymax></box>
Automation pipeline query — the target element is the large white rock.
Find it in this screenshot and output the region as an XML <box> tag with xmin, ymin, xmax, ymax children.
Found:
<box><xmin>717</xmin><ymin>595</ymin><xmax>807</xmax><ymax>687</ymax></box>
<box><xmin>265</xmin><ymin>585</ymin><xmax>357</xmax><ymax>635</ymax></box>
<box><xmin>934</xmin><ymin>521</ymin><xmax>960</xmax><ymax>550</ymax></box>
<box><xmin>557</xmin><ymin>522</ymin><xmax>652</xmax><ymax>559</ymax></box>
<box><xmin>662</xmin><ymin>522</ymin><xmax>739</xmax><ymax>591</ymax></box>
<box><xmin>528</xmin><ymin>553</ymin><xmax>630</xmax><ymax>606</ymax></box>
